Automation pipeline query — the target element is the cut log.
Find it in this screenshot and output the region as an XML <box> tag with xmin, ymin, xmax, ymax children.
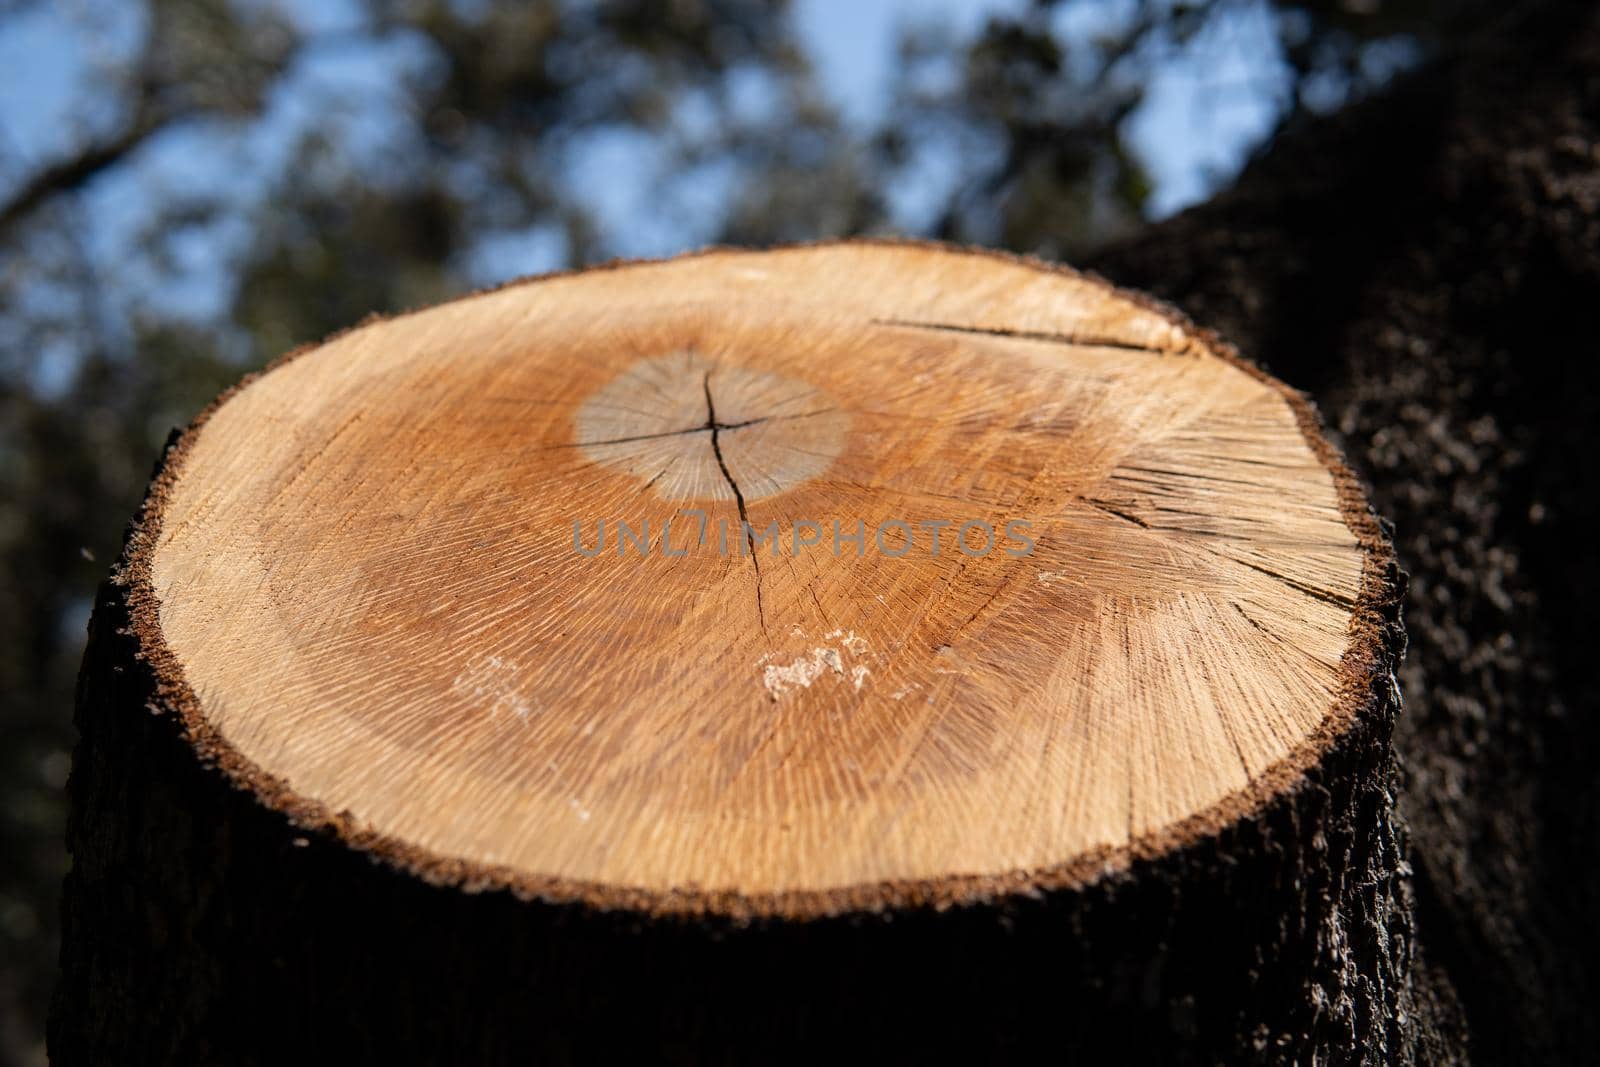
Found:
<box><xmin>52</xmin><ymin>241</ymin><xmax>1409</xmax><ymax>1064</ymax></box>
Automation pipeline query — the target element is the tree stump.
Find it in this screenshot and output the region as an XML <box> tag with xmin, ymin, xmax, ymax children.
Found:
<box><xmin>53</xmin><ymin>242</ymin><xmax>1409</xmax><ymax>1064</ymax></box>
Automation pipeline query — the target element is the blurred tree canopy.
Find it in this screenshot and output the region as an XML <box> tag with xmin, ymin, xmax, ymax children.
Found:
<box><xmin>0</xmin><ymin>0</ymin><xmax>1496</xmax><ymax>1060</ymax></box>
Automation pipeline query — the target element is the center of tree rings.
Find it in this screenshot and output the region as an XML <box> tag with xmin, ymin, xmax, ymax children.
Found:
<box><xmin>574</xmin><ymin>351</ymin><xmax>851</xmax><ymax>501</ymax></box>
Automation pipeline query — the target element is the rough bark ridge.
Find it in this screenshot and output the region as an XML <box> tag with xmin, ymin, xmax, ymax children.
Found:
<box><xmin>1092</xmin><ymin>2</ymin><xmax>1600</xmax><ymax>1061</ymax></box>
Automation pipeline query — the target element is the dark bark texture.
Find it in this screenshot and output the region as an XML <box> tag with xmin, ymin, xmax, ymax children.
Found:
<box><xmin>52</xmin><ymin>567</ymin><xmax>1411</xmax><ymax>1065</ymax></box>
<box><xmin>1091</xmin><ymin>2</ymin><xmax>1600</xmax><ymax>1063</ymax></box>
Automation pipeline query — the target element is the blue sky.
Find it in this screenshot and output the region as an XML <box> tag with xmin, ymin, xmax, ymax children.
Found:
<box><xmin>0</xmin><ymin>0</ymin><xmax>1305</xmax><ymax>336</ymax></box>
<box><xmin>791</xmin><ymin>0</ymin><xmax>1293</xmax><ymax>219</ymax></box>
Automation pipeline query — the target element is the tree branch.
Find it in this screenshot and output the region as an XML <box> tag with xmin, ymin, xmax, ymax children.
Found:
<box><xmin>0</xmin><ymin>107</ymin><xmax>185</xmax><ymax>236</ymax></box>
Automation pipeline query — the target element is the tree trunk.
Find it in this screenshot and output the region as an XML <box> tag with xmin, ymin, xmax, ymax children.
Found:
<box><xmin>1089</xmin><ymin>2</ymin><xmax>1600</xmax><ymax>1062</ymax></box>
<box><xmin>54</xmin><ymin>243</ymin><xmax>1412</xmax><ymax>1063</ymax></box>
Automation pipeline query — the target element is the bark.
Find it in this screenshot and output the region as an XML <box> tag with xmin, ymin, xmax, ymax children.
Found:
<box><xmin>1090</xmin><ymin>1</ymin><xmax>1600</xmax><ymax>1062</ymax></box>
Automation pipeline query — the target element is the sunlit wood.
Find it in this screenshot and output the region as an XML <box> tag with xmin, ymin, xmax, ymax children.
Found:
<box><xmin>145</xmin><ymin>241</ymin><xmax>1376</xmax><ymax>909</ymax></box>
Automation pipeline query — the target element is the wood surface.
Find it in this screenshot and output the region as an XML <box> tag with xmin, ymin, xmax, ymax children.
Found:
<box><xmin>144</xmin><ymin>242</ymin><xmax>1374</xmax><ymax>910</ymax></box>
